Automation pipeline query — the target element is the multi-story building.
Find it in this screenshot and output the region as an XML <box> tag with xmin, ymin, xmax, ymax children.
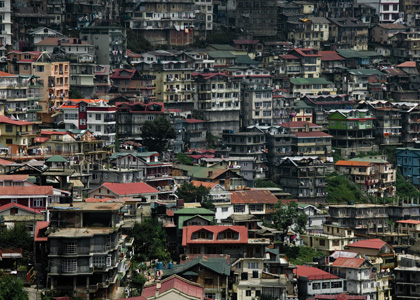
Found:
<box><xmin>276</xmin><ymin>156</ymin><xmax>328</xmax><ymax>204</ymax></box>
<box><xmin>357</xmin><ymin>0</ymin><xmax>400</xmax><ymax>23</ymax></box>
<box><xmin>116</xmin><ymin>101</ymin><xmax>166</xmax><ymax>140</ymax></box>
<box><xmin>0</xmin><ymin>116</ymin><xmax>37</xmax><ymax>155</ymax></box>
<box><xmin>288</xmin><ymin>17</ymin><xmax>330</xmax><ymax>50</ymax></box>
<box><xmin>7</xmin><ymin>51</ymin><xmax>41</xmax><ymax>76</ymax></box>
<box><xmin>47</xmin><ymin>202</ymin><xmax>128</xmax><ymax>300</ymax></box>
<box><xmin>61</xmin><ymin>99</ymin><xmax>116</xmax><ymax>145</ymax></box>
<box><xmin>194</xmin><ymin>72</ymin><xmax>241</xmax><ymax>137</ymax></box>
<box><xmin>335</xmin><ymin>157</ymin><xmax>396</xmax><ymax>198</ymax></box>
<box><xmin>241</xmin><ymin>84</ymin><xmax>273</xmax><ymax>127</ymax></box>
<box><xmin>302</xmin><ymin>94</ymin><xmax>355</xmax><ymax>129</ymax></box>
<box><xmin>194</xmin><ymin>0</ymin><xmax>213</xmax><ymax>37</ymax></box>
<box><xmin>295</xmin><ymin>265</ymin><xmax>345</xmax><ymax>300</ymax></box>
<box><xmin>293</xmin><ymin>131</ymin><xmax>332</xmax><ymax>160</ymax></box>
<box><xmin>290</xmin><ymin>77</ymin><xmax>336</xmax><ymax>97</ymax></box>
<box><xmin>328</xmin><ymin>18</ymin><xmax>369</xmax><ymax>51</ymax></box>
<box><xmin>94</xmin><ymin>65</ymin><xmax>112</xmax><ymax>96</ymax></box>
<box><xmin>394</xmin><ymin>254</ymin><xmax>420</xmax><ymax>300</ymax></box>
<box><xmin>110</xmin><ymin>69</ymin><xmax>156</xmax><ymax>99</ymax></box>
<box><xmin>228</xmin><ymin>0</ymin><xmax>277</xmax><ymax>39</ymax></box>
<box><xmin>345</xmin><ymin>69</ymin><xmax>387</xmax><ymax>101</ymax></box>
<box><xmin>230</xmin><ymin>190</ymin><xmax>278</xmax><ymax>219</ymax></box>
<box><xmin>390</xmin><ymin>31</ymin><xmax>420</xmax><ymax>63</ymax></box>
<box><xmin>0</xmin><ymin>71</ymin><xmax>43</xmax><ymax>123</ymax></box>
<box><xmin>35</xmin><ymin>37</ymin><xmax>95</xmax><ymax>55</ymax></box>
<box><xmin>80</xmin><ymin>26</ymin><xmax>126</xmax><ymax>67</ymax></box>
<box><xmin>32</xmin><ymin>53</ymin><xmax>70</xmax><ymax>110</ymax></box>
<box><xmin>302</xmin><ymin>224</ymin><xmax>356</xmax><ymax>253</ymax></box>
<box><xmin>125</xmin><ymin>0</ymin><xmax>195</xmax><ymax>46</ymax></box>
<box><xmin>69</xmin><ymin>54</ymin><xmax>96</xmax><ymax>99</ymax></box>
<box><xmin>328</xmin><ymin>204</ymin><xmax>389</xmax><ymax>233</ymax></box>
<box><xmin>278</xmin><ymin>48</ymin><xmax>322</xmax><ymax>78</ymax></box>
<box><xmin>0</xmin><ymin>0</ymin><xmax>12</xmax><ymax>56</ymax></box>
<box><xmin>371</xmin><ymin>23</ymin><xmax>408</xmax><ymax>44</ymax></box>
<box><xmin>328</xmin><ymin>109</ymin><xmax>376</xmax><ymax>155</ymax></box>
<box><xmin>397</xmin><ymin>145</ymin><xmax>420</xmax><ymax>187</ymax></box>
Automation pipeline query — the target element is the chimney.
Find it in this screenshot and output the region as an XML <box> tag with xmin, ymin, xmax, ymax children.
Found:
<box><xmin>208</xmin><ymin>171</ymin><xmax>213</xmax><ymax>177</ymax></box>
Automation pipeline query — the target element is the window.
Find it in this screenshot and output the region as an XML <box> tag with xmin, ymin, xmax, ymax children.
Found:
<box><xmin>33</xmin><ymin>199</ymin><xmax>43</xmax><ymax>207</ymax></box>
<box><xmin>221</xmin><ymin>207</ymin><xmax>228</xmax><ymax>212</ymax></box>
<box><xmin>95</xmin><ymin>125</ymin><xmax>101</xmax><ymax>132</ymax></box>
<box><xmin>331</xmin><ymin>281</ymin><xmax>343</xmax><ymax>288</ymax></box>
<box><xmin>234</xmin><ymin>205</ymin><xmax>245</xmax><ymax>213</ymax></box>
<box><xmin>106</xmin><ymin>255</ymin><xmax>112</xmax><ymax>267</ymax></box>
<box><xmin>247</xmin><ymin>262</ymin><xmax>259</xmax><ymax>269</ymax></box>
<box><xmin>322</xmin><ymin>282</ymin><xmax>330</xmax><ymax>289</ymax></box>
<box><xmin>5</xmin><ymin>138</ymin><xmax>12</xmax><ymax>144</ymax></box>
<box><xmin>0</xmin><ymin>2</ymin><xmax>4</xmax><ymax>8</ymax></box>
<box><xmin>36</xmin><ymin>66</ymin><xmax>44</xmax><ymax>72</ymax></box>
<box><xmin>319</xmin><ymin>239</ymin><xmax>325</xmax><ymax>246</ymax></box>
<box><xmin>64</xmin><ymin>242</ymin><xmax>77</xmax><ymax>254</ymax></box>
<box><xmin>204</xmin><ymin>277</ymin><xmax>213</xmax><ymax>285</ymax></box>
<box><xmin>63</xmin><ymin>259</ymin><xmax>77</xmax><ymax>272</ymax></box>
<box><xmin>5</xmin><ymin>125</ymin><xmax>12</xmax><ymax>132</ymax></box>
<box><xmin>332</xmin><ymin>240</ymin><xmax>340</xmax><ymax>246</ymax></box>
<box><xmin>312</xmin><ymin>283</ymin><xmax>320</xmax><ymax>290</ymax></box>
<box><xmin>96</xmin><ymin>114</ymin><xmax>101</xmax><ymax>120</ymax></box>
<box><xmin>246</xmin><ymin>290</ymin><xmax>251</xmax><ymax>297</ymax></box>
<box><xmin>10</xmin><ymin>207</ymin><xmax>18</xmax><ymax>215</ymax></box>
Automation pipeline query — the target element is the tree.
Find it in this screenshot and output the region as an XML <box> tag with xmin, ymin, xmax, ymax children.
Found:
<box><xmin>0</xmin><ymin>224</ymin><xmax>32</xmax><ymax>256</ymax></box>
<box><xmin>176</xmin><ymin>182</ymin><xmax>210</xmax><ymax>203</ymax></box>
<box><xmin>255</xmin><ymin>179</ymin><xmax>281</xmax><ymax>188</ymax></box>
<box><xmin>176</xmin><ymin>153</ymin><xmax>194</xmax><ymax>165</ymax></box>
<box><xmin>126</xmin><ymin>29</ymin><xmax>154</xmax><ymax>54</ymax></box>
<box><xmin>271</xmin><ymin>201</ymin><xmax>307</xmax><ymax>242</ymax></box>
<box><xmin>129</xmin><ymin>218</ymin><xmax>169</xmax><ymax>262</ymax></box>
<box><xmin>141</xmin><ymin>116</ymin><xmax>176</xmax><ymax>153</ymax></box>
<box><xmin>70</xmin><ymin>87</ymin><xmax>83</xmax><ymax>99</ymax></box>
<box><xmin>0</xmin><ymin>274</ymin><xmax>29</xmax><ymax>300</ymax></box>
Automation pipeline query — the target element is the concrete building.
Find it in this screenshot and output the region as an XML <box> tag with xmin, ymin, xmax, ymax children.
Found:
<box><xmin>302</xmin><ymin>224</ymin><xmax>356</xmax><ymax>253</ymax></box>
<box><xmin>0</xmin><ymin>0</ymin><xmax>12</xmax><ymax>56</ymax></box>
<box><xmin>394</xmin><ymin>254</ymin><xmax>420</xmax><ymax>300</ymax></box>
<box><xmin>80</xmin><ymin>26</ymin><xmax>127</xmax><ymax>67</ymax></box>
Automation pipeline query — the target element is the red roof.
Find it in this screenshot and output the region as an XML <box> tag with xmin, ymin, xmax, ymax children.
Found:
<box><xmin>0</xmin><ymin>186</ymin><xmax>53</xmax><ymax>196</ymax></box>
<box><xmin>0</xmin><ymin>158</ymin><xmax>13</xmax><ymax>166</ymax></box>
<box><xmin>231</xmin><ymin>190</ymin><xmax>278</xmax><ymax>204</ymax></box>
<box><xmin>142</xmin><ymin>275</ymin><xmax>203</xmax><ymax>299</ymax></box>
<box><xmin>182</xmin><ymin>225</ymin><xmax>248</xmax><ymax>246</ymax></box>
<box><xmin>84</xmin><ymin>197</ymin><xmax>125</xmax><ymax>203</ymax></box>
<box><xmin>280</xmin><ymin>54</ymin><xmax>299</xmax><ymax>60</ymax></box>
<box><xmin>0</xmin><ymin>71</ymin><xmax>17</xmax><ymax>77</ymax></box>
<box><xmin>185</xmin><ymin>118</ymin><xmax>205</xmax><ymax>124</ymax></box>
<box><xmin>0</xmin><ymin>175</ymin><xmax>28</xmax><ymax>181</ymax></box>
<box><xmin>36</xmin><ymin>37</ymin><xmax>88</xmax><ymax>46</ymax></box>
<box><xmin>0</xmin><ymin>116</ymin><xmax>34</xmax><ymax>126</ymax></box>
<box><xmin>396</xmin><ymin>61</ymin><xmax>416</xmax><ymax>68</ymax></box>
<box><xmin>34</xmin><ymin>137</ymin><xmax>50</xmax><ymax>143</ymax></box>
<box><xmin>0</xmin><ymin>202</ymin><xmax>42</xmax><ymax>214</ymax></box>
<box><xmin>101</xmin><ymin>182</ymin><xmax>159</xmax><ymax>196</ymax></box>
<box><xmin>396</xmin><ymin>220</ymin><xmax>420</xmax><ymax>224</ymax></box>
<box><xmin>34</xmin><ymin>221</ymin><xmax>50</xmax><ymax>242</ymax></box>
<box><xmin>191</xmin><ymin>180</ymin><xmax>218</xmax><ymax>189</ymax></box>
<box><xmin>315</xmin><ymin>294</ymin><xmax>366</xmax><ymax>300</ymax></box>
<box><xmin>110</xmin><ymin>69</ymin><xmax>137</xmax><ymax>79</ymax></box>
<box><xmin>318</xmin><ymin>51</ymin><xmax>345</xmax><ymax>61</ymax></box>
<box><xmin>347</xmin><ymin>239</ymin><xmax>387</xmax><ymax>250</ymax></box>
<box><xmin>294</xmin><ymin>265</ymin><xmax>339</xmax><ymax>280</ymax></box>
<box><xmin>281</xmin><ymin>121</ymin><xmax>322</xmax><ymax>128</ymax></box>
<box><xmin>166</xmin><ymin>210</ymin><xmax>175</xmax><ymax>217</ymax></box>
<box><xmin>331</xmin><ymin>257</ymin><xmax>365</xmax><ymax>268</ymax></box>
<box><xmin>41</xmin><ymin>131</ymin><xmax>70</xmax><ymax>135</ymax></box>
<box><xmin>292</xmin><ymin>48</ymin><xmax>321</xmax><ymax>57</ymax></box>
<box><xmin>294</xmin><ymin>132</ymin><xmax>332</xmax><ymax>138</ymax></box>
<box><xmin>335</xmin><ymin>160</ymin><xmax>372</xmax><ymax>167</ymax></box>
<box><xmin>127</xmin><ymin>49</ymin><xmax>142</xmax><ymax>58</ymax></box>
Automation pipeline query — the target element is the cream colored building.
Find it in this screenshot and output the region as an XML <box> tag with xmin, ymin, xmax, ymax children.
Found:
<box><xmin>302</xmin><ymin>224</ymin><xmax>356</xmax><ymax>253</ymax></box>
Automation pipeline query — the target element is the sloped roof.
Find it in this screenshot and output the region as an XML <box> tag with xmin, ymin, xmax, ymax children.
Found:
<box><xmin>347</xmin><ymin>238</ymin><xmax>387</xmax><ymax>250</ymax></box>
<box><xmin>396</xmin><ymin>220</ymin><xmax>420</xmax><ymax>225</ymax></box>
<box><xmin>0</xmin><ymin>158</ymin><xmax>13</xmax><ymax>166</ymax></box>
<box><xmin>294</xmin><ymin>265</ymin><xmax>339</xmax><ymax>280</ymax></box>
<box><xmin>281</xmin><ymin>121</ymin><xmax>321</xmax><ymax>128</ymax></box>
<box><xmin>0</xmin><ymin>202</ymin><xmax>42</xmax><ymax>214</ymax></box>
<box><xmin>233</xmin><ymin>39</ymin><xmax>260</xmax><ymax>45</ymax></box>
<box><xmin>182</xmin><ymin>225</ymin><xmax>248</xmax><ymax>246</ymax></box>
<box><xmin>0</xmin><ymin>71</ymin><xmax>17</xmax><ymax>77</ymax></box>
<box><xmin>47</xmin><ymin>155</ymin><xmax>67</xmax><ymax>163</ymax></box>
<box><xmin>34</xmin><ymin>221</ymin><xmax>50</xmax><ymax>242</ymax></box>
<box><xmin>0</xmin><ymin>116</ymin><xmax>34</xmax><ymax>126</ymax></box>
<box><xmin>231</xmin><ymin>190</ymin><xmax>278</xmax><ymax>204</ymax></box>
<box><xmin>142</xmin><ymin>275</ymin><xmax>203</xmax><ymax>299</ymax></box>
<box><xmin>173</xmin><ymin>207</ymin><xmax>215</xmax><ymax>215</ymax></box>
<box><xmin>0</xmin><ymin>175</ymin><xmax>28</xmax><ymax>181</ymax></box>
<box><xmin>0</xmin><ymin>186</ymin><xmax>53</xmax><ymax>196</ymax></box>
<box><xmin>318</xmin><ymin>51</ymin><xmax>345</xmax><ymax>61</ymax></box>
<box><xmin>347</xmin><ymin>69</ymin><xmax>384</xmax><ymax>76</ymax></box>
<box><xmin>191</xmin><ymin>180</ymin><xmax>217</xmax><ymax>189</ymax></box>
<box><xmin>397</xmin><ymin>61</ymin><xmax>416</xmax><ymax>68</ymax></box>
<box><xmin>290</xmin><ymin>77</ymin><xmax>333</xmax><ymax>85</ymax></box>
<box><xmin>294</xmin><ymin>132</ymin><xmax>332</xmax><ymax>138</ymax></box>
<box><xmin>101</xmin><ymin>182</ymin><xmax>159</xmax><ymax>196</ymax></box>
<box><xmin>163</xmin><ymin>256</ymin><xmax>231</xmax><ymax>277</ymax></box>
<box><xmin>335</xmin><ymin>160</ymin><xmax>372</xmax><ymax>167</ymax></box>
<box><xmin>36</xmin><ymin>37</ymin><xmax>88</xmax><ymax>45</ymax></box>
<box><xmin>331</xmin><ymin>257</ymin><xmax>366</xmax><ymax>268</ymax></box>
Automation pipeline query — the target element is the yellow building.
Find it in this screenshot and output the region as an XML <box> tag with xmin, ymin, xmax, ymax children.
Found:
<box><xmin>289</xmin><ymin>17</ymin><xmax>330</xmax><ymax>49</ymax></box>
<box><xmin>31</xmin><ymin>53</ymin><xmax>70</xmax><ymax>111</ymax></box>
<box><xmin>278</xmin><ymin>48</ymin><xmax>322</xmax><ymax>78</ymax></box>
<box><xmin>0</xmin><ymin>116</ymin><xmax>36</xmax><ymax>155</ymax></box>
<box><xmin>290</xmin><ymin>77</ymin><xmax>336</xmax><ymax>97</ymax></box>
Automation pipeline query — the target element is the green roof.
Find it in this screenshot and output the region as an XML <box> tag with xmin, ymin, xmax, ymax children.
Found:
<box><xmin>208</xmin><ymin>51</ymin><xmax>237</xmax><ymax>59</ymax></box>
<box><xmin>235</xmin><ymin>55</ymin><xmax>260</xmax><ymax>65</ymax></box>
<box><xmin>207</xmin><ymin>44</ymin><xmax>236</xmax><ymax>51</ymax></box>
<box><xmin>337</xmin><ymin>49</ymin><xmax>382</xmax><ymax>59</ymax></box>
<box><xmin>174</xmin><ymin>208</ymin><xmax>215</xmax><ymax>215</ymax></box>
<box><xmin>347</xmin><ymin>69</ymin><xmax>385</xmax><ymax>76</ymax></box>
<box><xmin>290</xmin><ymin>77</ymin><xmax>333</xmax><ymax>85</ymax></box>
<box><xmin>163</xmin><ymin>256</ymin><xmax>230</xmax><ymax>277</ymax></box>
<box><xmin>350</xmin><ymin>157</ymin><xmax>389</xmax><ymax>163</ymax></box>
<box><xmin>110</xmin><ymin>151</ymin><xmax>158</xmax><ymax>159</ymax></box>
<box><xmin>175</xmin><ymin>164</ymin><xmax>230</xmax><ymax>179</ymax></box>
<box><xmin>294</xmin><ymin>100</ymin><xmax>313</xmax><ymax>109</ymax></box>
<box><xmin>47</xmin><ymin>155</ymin><xmax>68</xmax><ymax>163</ymax></box>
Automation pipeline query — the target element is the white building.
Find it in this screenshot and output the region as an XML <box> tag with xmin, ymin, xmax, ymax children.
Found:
<box><xmin>0</xmin><ymin>0</ymin><xmax>12</xmax><ymax>56</ymax></box>
<box><xmin>35</xmin><ymin>37</ymin><xmax>95</xmax><ymax>55</ymax></box>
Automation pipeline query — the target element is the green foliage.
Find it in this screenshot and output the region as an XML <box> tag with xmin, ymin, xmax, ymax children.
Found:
<box><xmin>130</xmin><ymin>218</ymin><xmax>169</xmax><ymax>262</ymax></box>
<box><xmin>0</xmin><ymin>274</ymin><xmax>29</xmax><ymax>300</ymax></box>
<box><xmin>331</xmin><ymin>149</ymin><xmax>343</xmax><ymax>163</ymax></box>
<box><xmin>201</xmin><ymin>200</ymin><xmax>215</xmax><ymax>210</ymax></box>
<box><xmin>70</xmin><ymin>87</ymin><xmax>83</xmax><ymax>99</ymax></box>
<box><xmin>282</xmin><ymin>246</ymin><xmax>324</xmax><ymax>265</ymax></box>
<box><xmin>271</xmin><ymin>201</ymin><xmax>307</xmax><ymax>241</ymax></box>
<box><xmin>206</xmin><ymin>131</ymin><xmax>219</xmax><ymax>149</ymax></box>
<box><xmin>326</xmin><ymin>172</ymin><xmax>369</xmax><ymax>204</ymax></box>
<box><xmin>396</xmin><ymin>170</ymin><xmax>420</xmax><ymax>199</ymax></box>
<box><xmin>131</xmin><ymin>272</ymin><xmax>147</xmax><ymax>289</ymax></box>
<box><xmin>141</xmin><ymin>116</ymin><xmax>176</xmax><ymax>153</ymax></box>
<box><xmin>176</xmin><ymin>153</ymin><xmax>194</xmax><ymax>165</ymax></box>
<box><xmin>126</xmin><ymin>29</ymin><xmax>154</xmax><ymax>53</ymax></box>
<box><xmin>176</xmin><ymin>182</ymin><xmax>210</xmax><ymax>203</ymax></box>
<box><xmin>255</xmin><ymin>179</ymin><xmax>281</xmax><ymax>188</ymax></box>
<box><xmin>0</xmin><ymin>224</ymin><xmax>32</xmax><ymax>257</ymax></box>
